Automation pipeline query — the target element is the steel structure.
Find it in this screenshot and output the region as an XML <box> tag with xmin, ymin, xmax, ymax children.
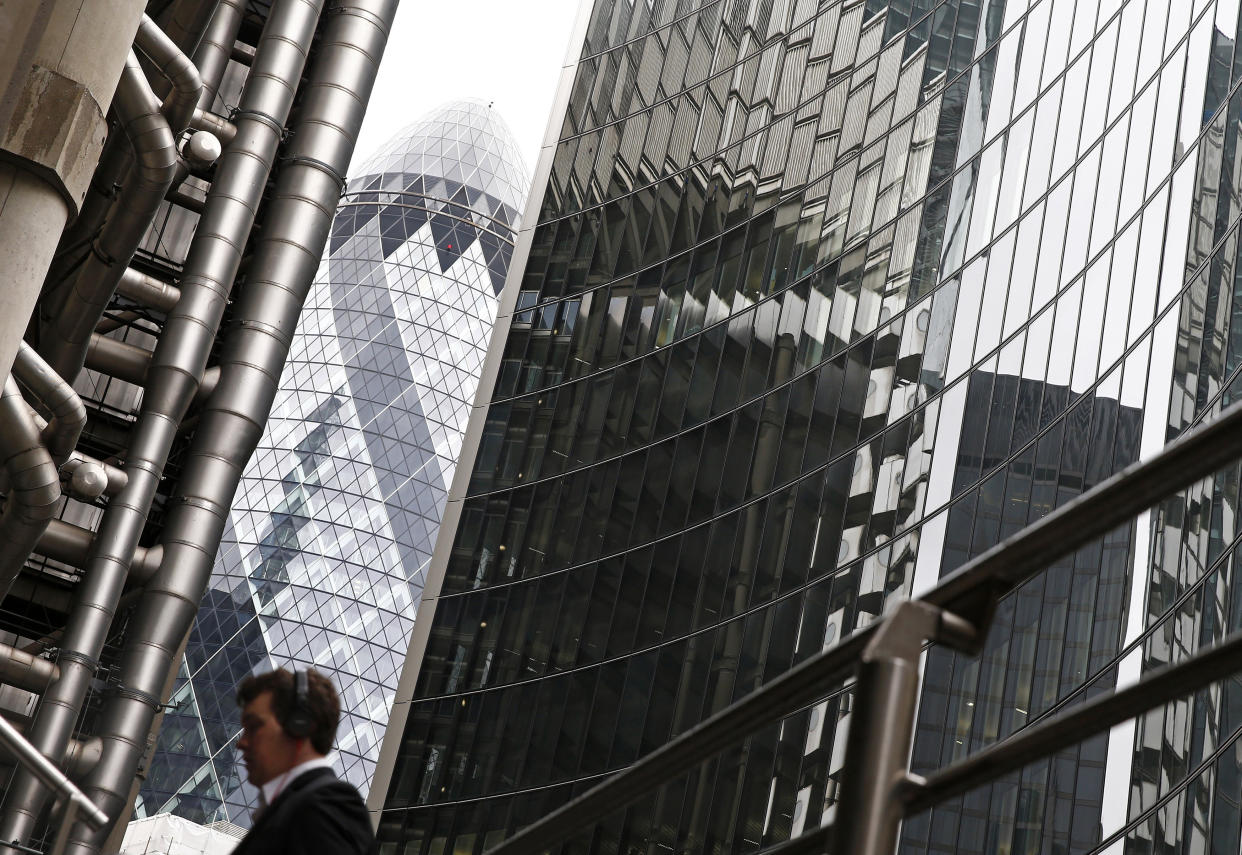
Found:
<box><xmin>0</xmin><ymin>1</ymin><xmax>398</xmax><ymax>853</ymax></box>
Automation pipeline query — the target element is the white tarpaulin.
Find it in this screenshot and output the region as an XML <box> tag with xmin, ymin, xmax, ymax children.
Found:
<box><xmin>117</xmin><ymin>814</ymin><xmax>241</xmax><ymax>855</ymax></box>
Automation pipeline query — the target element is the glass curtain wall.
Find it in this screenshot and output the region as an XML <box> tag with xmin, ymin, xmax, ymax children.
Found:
<box><xmin>374</xmin><ymin>2</ymin><xmax>1242</xmax><ymax>854</ymax></box>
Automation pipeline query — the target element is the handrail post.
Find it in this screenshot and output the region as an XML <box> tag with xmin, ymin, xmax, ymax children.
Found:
<box><xmin>832</xmin><ymin>601</ymin><xmax>977</xmax><ymax>855</ymax></box>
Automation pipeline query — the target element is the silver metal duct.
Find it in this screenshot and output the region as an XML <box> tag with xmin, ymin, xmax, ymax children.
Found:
<box><xmin>193</xmin><ymin>0</ymin><xmax>245</xmax><ymax>111</ymax></box>
<box><xmin>0</xmin><ymin>1</ymin><xmax>328</xmax><ymax>848</ymax></box>
<box><xmin>34</xmin><ymin>520</ymin><xmax>160</xmax><ymax>580</ymax></box>
<box><xmin>189</xmin><ymin>107</ymin><xmax>237</xmax><ymax>144</ymax></box>
<box><xmin>11</xmin><ymin>342</ymin><xmax>86</xmax><ymax>467</ymax></box>
<box><xmin>116</xmin><ymin>267</ymin><xmax>180</xmax><ymax>314</ymax></box>
<box><xmin>83</xmin><ymin>334</ymin><xmax>151</xmax><ymax>387</ymax></box>
<box><xmin>63</xmin><ymin>453</ymin><xmax>128</xmax><ymax>499</ymax></box>
<box><xmin>0</xmin><ymin>644</ymin><xmax>58</xmax><ymax>694</ymax></box>
<box><xmin>152</xmin><ymin>0</ymin><xmax>221</xmax><ymax>57</ymax></box>
<box><xmin>73</xmin><ymin>2</ymin><xmax>398</xmax><ymax>849</ymax></box>
<box><xmin>42</xmin><ymin>53</ymin><xmax>180</xmax><ymax>382</ymax></box>
<box><xmin>0</xmin><ymin>378</ymin><xmax>61</xmax><ymax>598</ymax></box>
<box><xmin>134</xmin><ymin>15</ymin><xmax>203</xmax><ymax>135</ymax></box>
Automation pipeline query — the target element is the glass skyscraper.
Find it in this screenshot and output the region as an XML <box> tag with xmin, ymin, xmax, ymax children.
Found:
<box><xmin>372</xmin><ymin>2</ymin><xmax>1242</xmax><ymax>854</ymax></box>
<box><xmin>138</xmin><ymin>100</ymin><xmax>529</xmax><ymax>825</ymax></box>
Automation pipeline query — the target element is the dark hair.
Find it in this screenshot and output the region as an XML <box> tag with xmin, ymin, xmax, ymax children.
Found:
<box><xmin>237</xmin><ymin>667</ymin><xmax>340</xmax><ymax>754</ymax></box>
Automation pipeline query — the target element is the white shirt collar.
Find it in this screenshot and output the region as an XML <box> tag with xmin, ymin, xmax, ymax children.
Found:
<box><xmin>259</xmin><ymin>755</ymin><xmax>334</xmax><ymax>807</ymax></box>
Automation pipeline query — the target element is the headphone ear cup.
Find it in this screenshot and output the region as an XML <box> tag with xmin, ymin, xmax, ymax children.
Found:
<box><xmin>283</xmin><ymin>669</ymin><xmax>315</xmax><ymax>739</ymax></box>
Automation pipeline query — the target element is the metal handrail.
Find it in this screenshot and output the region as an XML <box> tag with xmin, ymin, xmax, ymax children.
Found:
<box><xmin>906</xmin><ymin>627</ymin><xmax>1242</xmax><ymax>812</ymax></box>
<box><xmin>483</xmin><ymin>398</ymin><xmax>1242</xmax><ymax>855</ymax></box>
<box><xmin>0</xmin><ymin>715</ymin><xmax>108</xmax><ymax>834</ymax></box>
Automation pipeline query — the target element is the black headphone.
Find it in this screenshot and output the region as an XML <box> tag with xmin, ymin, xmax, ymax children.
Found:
<box><xmin>282</xmin><ymin>668</ymin><xmax>315</xmax><ymax>740</ymax></box>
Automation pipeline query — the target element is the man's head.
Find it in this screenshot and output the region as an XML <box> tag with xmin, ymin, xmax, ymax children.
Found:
<box><xmin>236</xmin><ymin>668</ymin><xmax>340</xmax><ymax>787</ymax></box>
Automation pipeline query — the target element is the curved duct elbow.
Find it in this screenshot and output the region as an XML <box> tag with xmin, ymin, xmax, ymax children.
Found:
<box><xmin>12</xmin><ymin>343</ymin><xmax>86</xmax><ymax>467</ymax></box>
<box><xmin>0</xmin><ymin>378</ymin><xmax>61</xmax><ymax>599</ymax></box>
<box><xmin>135</xmin><ymin>14</ymin><xmax>203</xmax><ymax>134</ymax></box>
<box><xmin>43</xmin><ymin>54</ymin><xmax>180</xmax><ymax>383</ymax></box>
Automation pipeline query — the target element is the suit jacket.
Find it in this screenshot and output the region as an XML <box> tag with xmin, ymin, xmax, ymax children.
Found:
<box><xmin>232</xmin><ymin>768</ymin><xmax>376</xmax><ymax>855</ymax></box>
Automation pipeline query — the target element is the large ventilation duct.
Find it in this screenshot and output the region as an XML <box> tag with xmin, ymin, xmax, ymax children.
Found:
<box><xmin>0</xmin><ymin>0</ymin><xmax>146</xmax><ymax>392</ymax></box>
<box><xmin>0</xmin><ymin>1</ymin><xmax>326</xmax><ymax>847</ymax></box>
<box><xmin>42</xmin><ymin>45</ymin><xmax>185</xmax><ymax>382</ymax></box>
<box><xmin>152</xmin><ymin>0</ymin><xmax>222</xmax><ymax>65</ymax></box>
<box><xmin>73</xmin><ymin>3</ymin><xmax>398</xmax><ymax>849</ymax></box>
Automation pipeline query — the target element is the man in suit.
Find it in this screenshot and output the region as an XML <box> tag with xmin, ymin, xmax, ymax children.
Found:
<box><xmin>231</xmin><ymin>667</ymin><xmax>376</xmax><ymax>855</ymax></box>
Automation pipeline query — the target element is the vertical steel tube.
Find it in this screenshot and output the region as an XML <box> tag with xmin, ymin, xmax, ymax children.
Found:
<box><xmin>0</xmin><ymin>2</ymin><xmax>325</xmax><ymax>848</ymax></box>
<box><xmin>831</xmin><ymin>658</ymin><xmax>922</xmax><ymax>855</ymax></box>
<box><xmin>831</xmin><ymin>602</ymin><xmax>976</xmax><ymax>855</ymax></box>
<box><xmin>70</xmin><ymin>4</ymin><xmax>399</xmax><ymax>850</ymax></box>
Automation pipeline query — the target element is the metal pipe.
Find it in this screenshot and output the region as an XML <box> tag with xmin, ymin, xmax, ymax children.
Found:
<box><xmin>134</xmin><ymin>15</ymin><xmax>203</xmax><ymax>134</ymax></box>
<box><xmin>230</xmin><ymin>40</ymin><xmax>256</xmax><ymax>65</ymax></box>
<box><xmin>0</xmin><ymin>2</ymin><xmax>329</xmax><ymax>849</ymax></box>
<box><xmin>83</xmin><ymin>334</ymin><xmax>151</xmax><ymax>387</ymax></box>
<box><xmin>153</xmin><ymin>0</ymin><xmax>220</xmax><ymax>58</ymax></box>
<box><xmin>193</xmin><ymin>0</ymin><xmax>245</xmax><ymax>111</ymax></box>
<box><xmin>116</xmin><ymin>267</ymin><xmax>180</xmax><ymax>313</ymax></box>
<box><xmin>189</xmin><ymin>108</ymin><xmax>237</xmax><ymax>145</ymax></box>
<box><xmin>0</xmin><ymin>378</ymin><xmax>61</xmax><ymax>600</ymax></box>
<box><xmin>165</xmin><ymin>186</ymin><xmax>206</xmax><ymax>214</ymax></box>
<box><xmin>63</xmin><ymin>454</ymin><xmax>128</xmax><ymax>498</ymax></box>
<box><xmin>0</xmin><ymin>729</ymin><xmax>101</xmax><ymax>782</ymax></box>
<box><xmin>42</xmin><ymin>54</ymin><xmax>179</xmax><ymax>383</ymax></box>
<box><xmin>74</xmin><ymin>3</ymin><xmax>399</xmax><ymax>851</ymax></box>
<box><xmin>481</xmin><ymin>398</ymin><xmax>1242</xmax><ymax>855</ymax></box>
<box><xmin>0</xmin><ymin>644</ymin><xmax>58</xmax><ymax>694</ymax></box>
<box><xmin>34</xmin><ymin>519</ymin><xmax>159</xmax><ymax>580</ymax></box>
<box><xmin>195</xmin><ymin>365</ymin><xmax>220</xmax><ymax>403</ymax></box>
<box><xmin>0</xmin><ymin>716</ymin><xmax>108</xmax><ymax>831</ymax></box>
<box><xmin>11</xmin><ymin>342</ymin><xmax>85</xmax><ymax>466</ymax></box>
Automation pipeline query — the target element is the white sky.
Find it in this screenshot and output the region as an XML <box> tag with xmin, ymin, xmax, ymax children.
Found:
<box><xmin>350</xmin><ymin>0</ymin><xmax>585</xmax><ymax>180</ymax></box>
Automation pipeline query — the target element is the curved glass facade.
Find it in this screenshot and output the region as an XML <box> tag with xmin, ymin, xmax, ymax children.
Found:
<box><xmin>375</xmin><ymin>2</ymin><xmax>1242</xmax><ymax>854</ymax></box>
<box><xmin>138</xmin><ymin>100</ymin><xmax>529</xmax><ymax>825</ymax></box>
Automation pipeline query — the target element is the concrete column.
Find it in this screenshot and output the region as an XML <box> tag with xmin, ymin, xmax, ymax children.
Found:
<box><xmin>0</xmin><ymin>0</ymin><xmax>147</xmax><ymax>390</ymax></box>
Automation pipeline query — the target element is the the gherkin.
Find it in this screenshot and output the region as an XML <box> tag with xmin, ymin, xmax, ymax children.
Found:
<box><xmin>139</xmin><ymin>99</ymin><xmax>529</xmax><ymax>827</ymax></box>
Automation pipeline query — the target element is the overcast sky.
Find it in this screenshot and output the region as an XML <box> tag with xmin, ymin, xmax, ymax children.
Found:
<box><xmin>350</xmin><ymin>0</ymin><xmax>585</xmax><ymax>180</ymax></box>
